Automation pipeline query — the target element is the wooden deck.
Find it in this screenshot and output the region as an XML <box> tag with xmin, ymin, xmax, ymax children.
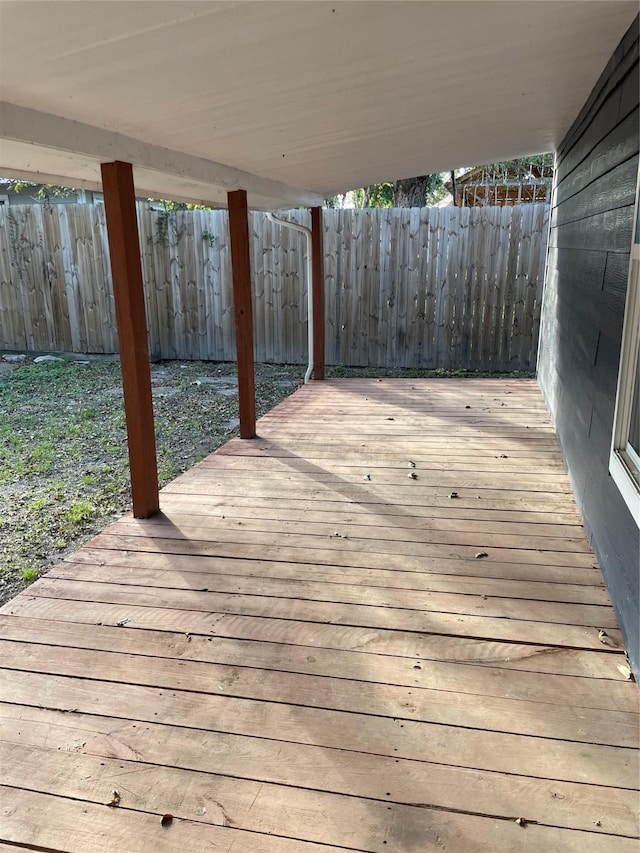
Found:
<box><xmin>0</xmin><ymin>378</ymin><xmax>638</xmax><ymax>852</ymax></box>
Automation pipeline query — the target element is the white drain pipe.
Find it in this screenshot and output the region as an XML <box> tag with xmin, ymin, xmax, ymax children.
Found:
<box><xmin>266</xmin><ymin>212</ymin><xmax>313</xmax><ymax>384</ymax></box>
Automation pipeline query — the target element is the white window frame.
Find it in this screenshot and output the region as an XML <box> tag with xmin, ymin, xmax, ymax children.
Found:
<box><xmin>610</xmin><ymin>165</ymin><xmax>640</xmax><ymax>526</ymax></box>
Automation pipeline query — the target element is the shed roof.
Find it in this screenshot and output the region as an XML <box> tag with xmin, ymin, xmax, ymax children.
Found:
<box><xmin>0</xmin><ymin>1</ymin><xmax>637</xmax><ymax>209</ymax></box>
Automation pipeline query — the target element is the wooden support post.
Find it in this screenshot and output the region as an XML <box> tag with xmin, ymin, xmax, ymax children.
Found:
<box><xmin>311</xmin><ymin>206</ymin><xmax>325</xmax><ymax>380</ymax></box>
<box><xmin>227</xmin><ymin>189</ymin><xmax>256</xmax><ymax>438</ymax></box>
<box><xmin>101</xmin><ymin>161</ymin><xmax>159</xmax><ymax>518</ymax></box>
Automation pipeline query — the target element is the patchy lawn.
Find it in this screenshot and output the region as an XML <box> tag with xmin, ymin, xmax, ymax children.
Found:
<box><xmin>0</xmin><ymin>357</ymin><xmax>305</xmax><ymax>605</ymax></box>
<box><xmin>0</xmin><ymin>357</ymin><xmax>534</xmax><ymax>605</ymax></box>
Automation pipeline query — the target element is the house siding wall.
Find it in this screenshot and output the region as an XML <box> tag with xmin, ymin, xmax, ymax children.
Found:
<box><xmin>538</xmin><ymin>17</ymin><xmax>639</xmax><ymax>674</ymax></box>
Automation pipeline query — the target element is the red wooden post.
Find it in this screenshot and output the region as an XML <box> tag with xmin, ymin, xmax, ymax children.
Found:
<box><xmin>311</xmin><ymin>206</ymin><xmax>325</xmax><ymax>380</ymax></box>
<box><xmin>101</xmin><ymin>161</ymin><xmax>159</xmax><ymax>518</ymax></box>
<box><xmin>227</xmin><ymin>189</ymin><xmax>256</xmax><ymax>438</ymax></box>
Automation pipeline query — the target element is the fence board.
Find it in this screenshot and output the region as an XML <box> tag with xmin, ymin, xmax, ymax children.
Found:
<box><xmin>388</xmin><ymin>209</ymin><xmax>403</xmax><ymax>367</ymax></box>
<box><xmin>376</xmin><ymin>209</ymin><xmax>391</xmax><ymax>367</ymax></box>
<box><xmin>510</xmin><ymin>204</ymin><xmax>532</xmax><ymax>367</ymax></box>
<box><xmin>138</xmin><ymin>206</ymin><xmax>160</xmax><ymax>360</ymax></box>
<box><xmin>361</xmin><ymin>209</ymin><xmax>378</xmax><ymax>366</ymax></box>
<box><xmin>461</xmin><ymin>208</ymin><xmax>479</xmax><ymax>367</ymax></box>
<box><xmin>349</xmin><ymin>210</ymin><xmax>363</xmax><ymax>366</ymax></box>
<box><xmin>502</xmin><ymin>205</ymin><xmax>522</xmax><ymax>368</ymax></box>
<box><xmin>16</xmin><ymin>207</ymin><xmax>41</xmax><ymax>350</ymax></box>
<box><xmin>0</xmin><ymin>208</ymin><xmax>25</xmax><ymax>350</ymax></box>
<box><xmin>453</xmin><ymin>206</ymin><xmax>470</xmax><ymax>367</ymax></box>
<box><xmin>528</xmin><ymin>203</ymin><xmax>547</xmax><ymax>365</ymax></box>
<box><xmin>95</xmin><ymin>204</ymin><xmax>118</xmax><ymax>354</ymax></box>
<box><xmin>33</xmin><ymin>209</ymin><xmax>59</xmax><ymax>348</ymax></box>
<box><xmin>424</xmin><ymin>209</ymin><xmax>440</xmax><ymax>366</ymax></box>
<box><xmin>492</xmin><ymin>207</ymin><xmax>512</xmax><ymax>368</ymax></box>
<box><xmin>435</xmin><ymin>207</ymin><xmax>451</xmax><ymax>367</ymax></box>
<box><xmin>0</xmin><ymin>203</ymin><xmax>549</xmax><ymax>370</ymax></box>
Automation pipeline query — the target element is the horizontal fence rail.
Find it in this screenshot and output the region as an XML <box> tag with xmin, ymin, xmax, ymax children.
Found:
<box><xmin>0</xmin><ymin>203</ymin><xmax>549</xmax><ymax>370</ymax></box>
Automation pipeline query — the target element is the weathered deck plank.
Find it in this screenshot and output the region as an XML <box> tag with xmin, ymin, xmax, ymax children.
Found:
<box><xmin>0</xmin><ymin>379</ymin><xmax>638</xmax><ymax>851</ymax></box>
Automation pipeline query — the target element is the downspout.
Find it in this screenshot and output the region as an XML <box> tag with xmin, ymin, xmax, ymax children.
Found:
<box><xmin>266</xmin><ymin>212</ymin><xmax>314</xmax><ymax>383</ymax></box>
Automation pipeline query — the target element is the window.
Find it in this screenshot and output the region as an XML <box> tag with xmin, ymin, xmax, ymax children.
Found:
<box><xmin>610</xmin><ymin>165</ymin><xmax>640</xmax><ymax>526</ymax></box>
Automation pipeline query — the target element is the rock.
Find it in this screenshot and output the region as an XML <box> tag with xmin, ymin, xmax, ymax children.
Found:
<box><xmin>2</xmin><ymin>354</ymin><xmax>26</xmax><ymax>363</ymax></box>
<box><xmin>195</xmin><ymin>376</ymin><xmax>237</xmax><ymax>386</ymax></box>
<box><xmin>194</xmin><ymin>377</ymin><xmax>237</xmax><ymax>396</ymax></box>
<box><xmin>33</xmin><ymin>355</ymin><xmax>63</xmax><ymax>364</ymax></box>
<box><xmin>152</xmin><ymin>386</ymin><xmax>180</xmax><ymax>398</ymax></box>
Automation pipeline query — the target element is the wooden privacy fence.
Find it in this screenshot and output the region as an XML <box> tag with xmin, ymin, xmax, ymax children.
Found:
<box><xmin>0</xmin><ymin>203</ymin><xmax>549</xmax><ymax>370</ymax></box>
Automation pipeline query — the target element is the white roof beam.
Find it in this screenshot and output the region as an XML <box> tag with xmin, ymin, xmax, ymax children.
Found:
<box><xmin>0</xmin><ymin>102</ymin><xmax>323</xmax><ymax>209</ymax></box>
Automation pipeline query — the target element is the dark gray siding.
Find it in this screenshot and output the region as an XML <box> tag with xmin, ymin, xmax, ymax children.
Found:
<box><xmin>538</xmin><ymin>18</ymin><xmax>639</xmax><ymax>674</ymax></box>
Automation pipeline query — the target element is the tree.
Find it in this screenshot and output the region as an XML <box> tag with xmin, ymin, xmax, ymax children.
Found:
<box><xmin>475</xmin><ymin>154</ymin><xmax>553</xmax><ymax>184</ymax></box>
<box><xmin>448</xmin><ymin>155</ymin><xmax>554</xmax><ymax>205</ymax></box>
<box><xmin>363</xmin><ymin>182</ymin><xmax>394</xmax><ymax>208</ymax></box>
<box><xmin>348</xmin><ymin>174</ymin><xmax>448</xmax><ymax>209</ymax></box>
<box><xmin>0</xmin><ymin>178</ymin><xmax>77</xmax><ymax>200</ymax></box>
<box><xmin>392</xmin><ymin>174</ymin><xmax>447</xmax><ymax>207</ymax></box>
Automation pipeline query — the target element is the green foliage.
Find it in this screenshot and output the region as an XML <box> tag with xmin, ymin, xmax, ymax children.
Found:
<box><xmin>3</xmin><ymin>179</ymin><xmax>34</xmax><ymax>194</ymax></box>
<box><xmin>337</xmin><ymin>153</ymin><xmax>553</xmax><ymax>210</ymax></box>
<box><xmin>468</xmin><ymin>154</ymin><xmax>553</xmax><ymax>184</ymax></box>
<box><xmin>424</xmin><ymin>174</ymin><xmax>448</xmax><ymax>205</ymax></box>
<box><xmin>148</xmin><ymin>199</ymin><xmax>210</xmax><ymax>212</ymax></box>
<box><xmin>0</xmin><ymin>179</ymin><xmax>77</xmax><ymax>199</ymax></box>
<box><xmin>158</xmin><ymin>459</ymin><xmax>180</xmax><ymax>485</ymax></box>
<box><xmin>360</xmin><ymin>183</ymin><xmax>394</xmax><ymax>208</ymax></box>
<box><xmin>350</xmin><ymin>174</ymin><xmax>448</xmax><ymax>209</ymax></box>
<box><xmin>36</xmin><ymin>184</ymin><xmax>77</xmax><ymax>200</ymax></box>
<box><xmin>29</xmin><ymin>496</ymin><xmax>49</xmax><ymax>512</ymax></box>
<box><xmin>28</xmin><ymin>442</ymin><xmax>55</xmax><ymax>475</ymax></box>
<box><xmin>21</xmin><ymin>567</ymin><xmax>40</xmax><ymax>584</ymax></box>
<box><xmin>64</xmin><ymin>500</ymin><xmax>94</xmax><ymax>525</ymax></box>
<box><xmin>201</xmin><ymin>230</ymin><xmax>217</xmax><ymax>248</ymax></box>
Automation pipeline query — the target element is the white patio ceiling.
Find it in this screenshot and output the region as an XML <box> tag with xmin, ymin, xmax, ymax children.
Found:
<box><xmin>0</xmin><ymin>1</ymin><xmax>637</xmax><ymax>209</ymax></box>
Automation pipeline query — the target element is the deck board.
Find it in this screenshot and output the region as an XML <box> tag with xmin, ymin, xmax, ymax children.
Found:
<box><xmin>1</xmin><ymin>378</ymin><xmax>638</xmax><ymax>851</ymax></box>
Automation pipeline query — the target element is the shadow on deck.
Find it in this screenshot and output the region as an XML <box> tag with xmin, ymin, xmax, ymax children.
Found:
<box><xmin>0</xmin><ymin>379</ymin><xmax>638</xmax><ymax>851</ymax></box>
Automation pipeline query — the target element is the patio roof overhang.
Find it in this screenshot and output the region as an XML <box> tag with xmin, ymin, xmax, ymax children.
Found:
<box><xmin>0</xmin><ymin>0</ymin><xmax>637</xmax><ymax>209</ymax></box>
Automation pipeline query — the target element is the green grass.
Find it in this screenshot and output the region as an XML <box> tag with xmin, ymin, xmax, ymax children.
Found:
<box><xmin>21</xmin><ymin>567</ymin><xmax>40</xmax><ymax>584</ymax></box>
<box><xmin>64</xmin><ymin>500</ymin><xmax>94</xmax><ymax>525</ymax></box>
<box><xmin>0</xmin><ymin>360</ymin><xmax>130</xmax><ymax>600</ymax></box>
<box><xmin>158</xmin><ymin>459</ymin><xmax>181</xmax><ymax>485</ymax></box>
<box><xmin>29</xmin><ymin>496</ymin><xmax>49</xmax><ymax>512</ymax></box>
<box><xmin>0</xmin><ymin>358</ymin><xmax>304</xmax><ymax>604</ymax></box>
<box><xmin>29</xmin><ymin>442</ymin><xmax>55</xmax><ymax>473</ymax></box>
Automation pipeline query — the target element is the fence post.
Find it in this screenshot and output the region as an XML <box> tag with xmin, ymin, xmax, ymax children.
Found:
<box><xmin>311</xmin><ymin>206</ymin><xmax>325</xmax><ymax>379</ymax></box>
<box><xmin>227</xmin><ymin>189</ymin><xmax>256</xmax><ymax>438</ymax></box>
<box><xmin>100</xmin><ymin>161</ymin><xmax>159</xmax><ymax>518</ymax></box>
